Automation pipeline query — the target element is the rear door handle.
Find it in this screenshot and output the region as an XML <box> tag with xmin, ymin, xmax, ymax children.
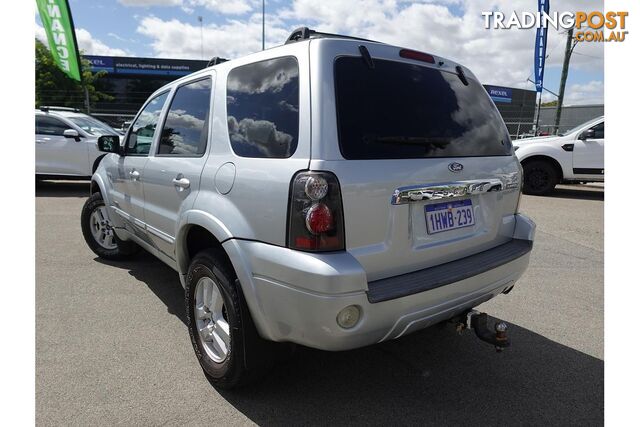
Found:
<box><xmin>129</xmin><ymin>170</ymin><xmax>140</xmax><ymax>180</ymax></box>
<box><xmin>172</xmin><ymin>177</ymin><xmax>190</xmax><ymax>189</ymax></box>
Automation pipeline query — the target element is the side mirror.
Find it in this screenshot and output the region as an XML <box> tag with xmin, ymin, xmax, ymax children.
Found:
<box><xmin>579</xmin><ymin>129</ymin><xmax>596</xmax><ymax>140</ymax></box>
<box><xmin>97</xmin><ymin>135</ymin><xmax>122</xmax><ymax>154</ymax></box>
<box><xmin>63</xmin><ymin>129</ymin><xmax>80</xmax><ymax>140</ymax></box>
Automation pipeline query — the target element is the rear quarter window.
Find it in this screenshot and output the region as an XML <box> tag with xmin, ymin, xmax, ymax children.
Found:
<box><xmin>334</xmin><ymin>56</ymin><xmax>512</xmax><ymax>159</ymax></box>
<box><xmin>226</xmin><ymin>56</ymin><xmax>299</xmax><ymax>158</ymax></box>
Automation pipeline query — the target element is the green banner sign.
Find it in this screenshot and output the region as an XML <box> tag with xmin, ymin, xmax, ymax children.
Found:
<box><xmin>36</xmin><ymin>0</ymin><xmax>82</xmax><ymax>81</ymax></box>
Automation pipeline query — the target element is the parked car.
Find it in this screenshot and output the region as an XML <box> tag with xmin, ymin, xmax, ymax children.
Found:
<box><xmin>35</xmin><ymin>107</ymin><xmax>120</xmax><ymax>179</ymax></box>
<box><xmin>116</xmin><ymin>120</ymin><xmax>132</xmax><ymax>136</ymax></box>
<box><xmin>81</xmin><ymin>28</ymin><xmax>535</xmax><ymax>388</ymax></box>
<box><xmin>513</xmin><ymin>116</ymin><xmax>604</xmax><ymax>195</ymax></box>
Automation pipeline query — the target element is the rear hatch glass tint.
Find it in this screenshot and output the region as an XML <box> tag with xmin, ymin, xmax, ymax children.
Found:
<box><xmin>334</xmin><ymin>57</ymin><xmax>512</xmax><ymax>159</ymax></box>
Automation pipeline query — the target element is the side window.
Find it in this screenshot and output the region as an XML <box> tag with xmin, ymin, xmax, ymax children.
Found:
<box><xmin>591</xmin><ymin>122</ymin><xmax>604</xmax><ymax>139</ymax></box>
<box><xmin>158</xmin><ymin>78</ymin><xmax>212</xmax><ymax>156</ymax></box>
<box><xmin>125</xmin><ymin>92</ymin><xmax>169</xmax><ymax>155</ymax></box>
<box><xmin>226</xmin><ymin>56</ymin><xmax>299</xmax><ymax>158</ymax></box>
<box><xmin>36</xmin><ymin>116</ymin><xmax>71</xmax><ymax>136</ymax></box>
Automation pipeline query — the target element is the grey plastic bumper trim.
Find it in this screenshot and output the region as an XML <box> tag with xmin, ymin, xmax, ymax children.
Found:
<box><xmin>366</xmin><ymin>239</ymin><xmax>533</xmax><ymax>303</ymax></box>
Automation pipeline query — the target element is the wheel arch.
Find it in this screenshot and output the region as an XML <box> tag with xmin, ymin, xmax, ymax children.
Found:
<box><xmin>90</xmin><ymin>179</ymin><xmax>101</xmax><ymax>195</ymax></box>
<box><xmin>520</xmin><ymin>155</ymin><xmax>564</xmax><ymax>181</ymax></box>
<box><xmin>175</xmin><ymin>215</ymin><xmax>274</xmax><ymax>341</ymax></box>
<box><xmin>175</xmin><ymin>211</ymin><xmax>235</xmax><ymax>277</ymax></box>
<box><xmin>179</xmin><ymin>224</ymin><xmax>231</xmax><ymax>274</ymax></box>
<box><xmin>90</xmin><ymin>174</ymin><xmax>109</xmax><ymax>198</ymax></box>
<box><xmin>91</xmin><ymin>154</ymin><xmax>107</xmax><ymax>174</ymax></box>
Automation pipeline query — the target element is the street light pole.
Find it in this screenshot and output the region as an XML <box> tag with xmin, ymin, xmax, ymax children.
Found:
<box><xmin>198</xmin><ymin>16</ymin><xmax>204</xmax><ymax>60</ymax></box>
<box><xmin>262</xmin><ymin>0</ymin><xmax>265</xmax><ymax>50</ymax></box>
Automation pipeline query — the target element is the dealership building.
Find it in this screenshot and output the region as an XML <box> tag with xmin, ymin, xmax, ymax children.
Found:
<box><xmin>85</xmin><ymin>54</ymin><xmax>537</xmax><ymax>137</ymax></box>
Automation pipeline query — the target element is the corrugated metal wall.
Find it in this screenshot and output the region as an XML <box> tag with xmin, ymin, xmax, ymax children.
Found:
<box><xmin>538</xmin><ymin>104</ymin><xmax>604</xmax><ymax>134</ymax></box>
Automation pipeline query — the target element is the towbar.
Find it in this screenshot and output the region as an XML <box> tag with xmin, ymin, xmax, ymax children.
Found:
<box><xmin>457</xmin><ymin>310</ymin><xmax>511</xmax><ymax>352</ymax></box>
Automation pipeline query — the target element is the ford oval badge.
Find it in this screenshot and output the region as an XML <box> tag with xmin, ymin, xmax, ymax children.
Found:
<box><xmin>448</xmin><ymin>162</ymin><xmax>463</xmax><ymax>173</ymax></box>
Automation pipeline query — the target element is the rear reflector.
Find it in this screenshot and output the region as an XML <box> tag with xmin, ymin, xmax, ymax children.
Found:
<box><xmin>399</xmin><ymin>49</ymin><xmax>435</xmax><ymax>64</ymax></box>
<box><xmin>295</xmin><ymin>236</ymin><xmax>341</xmax><ymax>250</ymax></box>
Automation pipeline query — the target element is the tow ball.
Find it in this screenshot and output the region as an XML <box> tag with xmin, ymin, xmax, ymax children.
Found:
<box><xmin>455</xmin><ymin>310</ymin><xmax>510</xmax><ymax>352</ymax></box>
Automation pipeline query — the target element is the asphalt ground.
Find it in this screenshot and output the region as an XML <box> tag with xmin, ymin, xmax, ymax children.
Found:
<box><xmin>36</xmin><ymin>182</ymin><xmax>604</xmax><ymax>426</ymax></box>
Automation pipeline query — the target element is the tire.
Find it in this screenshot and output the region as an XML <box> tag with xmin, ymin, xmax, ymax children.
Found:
<box><xmin>185</xmin><ymin>248</ymin><xmax>278</xmax><ymax>389</ymax></box>
<box><xmin>81</xmin><ymin>192</ymin><xmax>139</xmax><ymax>260</ymax></box>
<box><xmin>522</xmin><ymin>160</ymin><xmax>558</xmax><ymax>196</ymax></box>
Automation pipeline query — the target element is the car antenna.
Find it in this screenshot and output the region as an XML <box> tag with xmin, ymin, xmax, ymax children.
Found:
<box><xmin>358</xmin><ymin>45</ymin><xmax>375</xmax><ymax>69</ymax></box>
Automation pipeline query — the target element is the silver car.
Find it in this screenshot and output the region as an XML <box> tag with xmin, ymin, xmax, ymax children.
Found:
<box><xmin>81</xmin><ymin>28</ymin><xmax>535</xmax><ymax>388</ymax></box>
<box><xmin>36</xmin><ymin>107</ymin><xmax>119</xmax><ymax>179</ymax></box>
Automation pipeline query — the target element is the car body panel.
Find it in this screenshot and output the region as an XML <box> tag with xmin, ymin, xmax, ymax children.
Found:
<box><xmin>308</xmin><ymin>40</ymin><xmax>520</xmax><ymax>281</ymax></box>
<box><xmin>191</xmin><ymin>41</ymin><xmax>312</xmax><ymax>247</ymax></box>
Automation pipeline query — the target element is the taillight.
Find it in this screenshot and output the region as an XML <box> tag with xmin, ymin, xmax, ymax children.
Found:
<box><xmin>287</xmin><ymin>171</ymin><xmax>345</xmax><ymax>252</ymax></box>
<box><xmin>306</xmin><ymin>203</ymin><xmax>333</xmax><ymax>234</ymax></box>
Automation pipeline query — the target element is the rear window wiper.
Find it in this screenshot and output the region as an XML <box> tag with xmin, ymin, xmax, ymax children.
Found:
<box><xmin>363</xmin><ymin>135</ymin><xmax>452</xmax><ymax>148</ymax></box>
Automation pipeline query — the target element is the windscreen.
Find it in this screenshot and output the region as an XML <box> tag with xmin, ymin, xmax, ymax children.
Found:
<box><xmin>68</xmin><ymin>116</ymin><xmax>117</xmax><ymax>136</ymax></box>
<box><xmin>334</xmin><ymin>57</ymin><xmax>512</xmax><ymax>159</ymax></box>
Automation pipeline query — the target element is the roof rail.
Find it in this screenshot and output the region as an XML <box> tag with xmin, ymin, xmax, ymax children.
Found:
<box><xmin>39</xmin><ymin>106</ymin><xmax>80</xmax><ymax>113</ymax></box>
<box><xmin>284</xmin><ymin>27</ymin><xmax>379</xmax><ymax>45</ymax></box>
<box><xmin>207</xmin><ymin>56</ymin><xmax>228</xmax><ymax>66</ymax></box>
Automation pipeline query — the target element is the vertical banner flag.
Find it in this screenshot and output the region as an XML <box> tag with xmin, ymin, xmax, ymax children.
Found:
<box><xmin>36</xmin><ymin>0</ymin><xmax>82</xmax><ymax>81</ymax></box>
<box><xmin>533</xmin><ymin>0</ymin><xmax>550</xmax><ymax>92</ymax></box>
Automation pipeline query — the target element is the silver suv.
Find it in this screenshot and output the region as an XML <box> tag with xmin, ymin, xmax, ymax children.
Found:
<box><xmin>81</xmin><ymin>29</ymin><xmax>535</xmax><ymax>388</ymax></box>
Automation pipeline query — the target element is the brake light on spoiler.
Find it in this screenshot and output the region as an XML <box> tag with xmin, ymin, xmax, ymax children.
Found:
<box><xmin>399</xmin><ymin>49</ymin><xmax>435</xmax><ymax>64</ymax></box>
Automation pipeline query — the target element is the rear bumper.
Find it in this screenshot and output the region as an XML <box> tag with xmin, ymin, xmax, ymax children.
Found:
<box><xmin>367</xmin><ymin>239</ymin><xmax>532</xmax><ymax>303</ymax></box>
<box><xmin>224</xmin><ymin>214</ymin><xmax>535</xmax><ymax>351</ymax></box>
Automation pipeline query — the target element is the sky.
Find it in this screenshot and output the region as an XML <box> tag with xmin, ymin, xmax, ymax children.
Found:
<box><xmin>35</xmin><ymin>0</ymin><xmax>604</xmax><ymax>105</ymax></box>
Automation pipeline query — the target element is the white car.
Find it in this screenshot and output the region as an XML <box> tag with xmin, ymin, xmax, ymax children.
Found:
<box><xmin>36</xmin><ymin>107</ymin><xmax>120</xmax><ymax>180</ymax></box>
<box><xmin>513</xmin><ymin>116</ymin><xmax>604</xmax><ymax>195</ymax></box>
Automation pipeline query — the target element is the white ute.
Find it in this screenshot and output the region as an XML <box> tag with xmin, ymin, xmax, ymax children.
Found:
<box><xmin>513</xmin><ymin>116</ymin><xmax>604</xmax><ymax>195</ymax></box>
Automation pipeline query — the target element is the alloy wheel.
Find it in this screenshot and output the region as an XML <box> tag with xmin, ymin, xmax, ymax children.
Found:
<box><xmin>89</xmin><ymin>206</ymin><xmax>118</xmax><ymax>250</ymax></box>
<box><xmin>194</xmin><ymin>276</ymin><xmax>231</xmax><ymax>363</ymax></box>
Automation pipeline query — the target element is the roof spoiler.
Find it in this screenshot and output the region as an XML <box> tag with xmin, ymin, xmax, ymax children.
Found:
<box><xmin>284</xmin><ymin>27</ymin><xmax>380</xmax><ymax>45</ymax></box>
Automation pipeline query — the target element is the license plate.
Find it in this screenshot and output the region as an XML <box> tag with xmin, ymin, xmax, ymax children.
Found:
<box><xmin>425</xmin><ymin>199</ymin><xmax>475</xmax><ymax>234</ymax></box>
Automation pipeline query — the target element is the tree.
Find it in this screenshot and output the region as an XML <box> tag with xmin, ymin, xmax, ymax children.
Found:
<box><xmin>35</xmin><ymin>38</ymin><xmax>112</xmax><ymax>110</ymax></box>
<box><xmin>541</xmin><ymin>100</ymin><xmax>558</xmax><ymax>107</ymax></box>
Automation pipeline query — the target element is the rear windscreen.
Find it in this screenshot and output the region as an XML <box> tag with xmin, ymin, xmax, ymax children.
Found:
<box><xmin>334</xmin><ymin>57</ymin><xmax>512</xmax><ymax>159</ymax></box>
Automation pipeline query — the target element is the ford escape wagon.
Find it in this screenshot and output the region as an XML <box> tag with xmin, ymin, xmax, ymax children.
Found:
<box><xmin>81</xmin><ymin>28</ymin><xmax>536</xmax><ymax>388</ymax></box>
